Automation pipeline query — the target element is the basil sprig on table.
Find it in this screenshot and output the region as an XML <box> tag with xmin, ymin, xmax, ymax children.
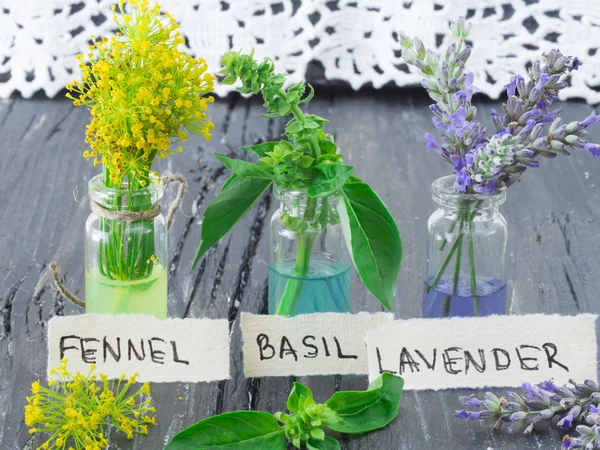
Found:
<box><xmin>165</xmin><ymin>373</ymin><xmax>404</xmax><ymax>450</ymax></box>
<box><xmin>193</xmin><ymin>50</ymin><xmax>403</xmax><ymax>312</ymax></box>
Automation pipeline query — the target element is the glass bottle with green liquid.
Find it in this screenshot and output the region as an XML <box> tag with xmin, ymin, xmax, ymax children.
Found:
<box><xmin>85</xmin><ymin>174</ymin><xmax>168</xmax><ymax>319</ymax></box>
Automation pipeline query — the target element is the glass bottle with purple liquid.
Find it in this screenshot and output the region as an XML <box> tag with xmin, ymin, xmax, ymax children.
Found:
<box><xmin>423</xmin><ymin>176</ymin><xmax>508</xmax><ymax>317</ymax></box>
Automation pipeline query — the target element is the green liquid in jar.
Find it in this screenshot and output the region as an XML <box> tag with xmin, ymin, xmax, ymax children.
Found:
<box><xmin>85</xmin><ymin>265</ymin><xmax>167</xmax><ymax>319</ymax></box>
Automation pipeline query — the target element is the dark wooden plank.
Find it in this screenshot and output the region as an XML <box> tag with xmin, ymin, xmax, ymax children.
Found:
<box><xmin>0</xmin><ymin>91</ymin><xmax>599</xmax><ymax>450</ymax></box>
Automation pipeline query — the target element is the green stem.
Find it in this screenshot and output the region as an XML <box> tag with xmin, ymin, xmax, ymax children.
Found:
<box><xmin>441</xmin><ymin>296</ymin><xmax>452</xmax><ymax>317</ymax></box>
<box><xmin>438</xmin><ymin>218</ymin><xmax>457</xmax><ymax>251</ymax></box>
<box><xmin>279</xmin><ymin>89</ymin><xmax>321</xmax><ymax>160</ymax></box>
<box><xmin>95</xmin><ymin>165</ymin><xmax>156</xmax><ymax>283</ymax></box>
<box><xmin>429</xmin><ymin>200</ymin><xmax>484</xmax><ymax>321</ymax></box>
<box><xmin>427</xmin><ymin>231</ymin><xmax>464</xmax><ymax>294</ymax></box>
<box><xmin>274</xmin><ymin>193</ymin><xmax>320</xmax><ymax>316</ymax></box>
<box><xmin>467</xmin><ymin>212</ymin><xmax>480</xmax><ymax>316</ymax></box>
<box><xmin>289</xmin><ymin>103</ymin><xmax>305</xmax><ymax>122</ymax></box>
<box><xmin>452</xmin><ymin>221</ymin><xmax>464</xmax><ymax>295</ymax></box>
<box><xmin>275</xmin><ymin>233</ymin><xmax>315</xmax><ymax>316</ymax></box>
<box><xmin>441</xmin><ymin>212</ymin><xmax>465</xmax><ymax>318</ymax></box>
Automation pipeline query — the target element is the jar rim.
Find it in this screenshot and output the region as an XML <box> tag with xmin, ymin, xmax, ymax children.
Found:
<box><xmin>88</xmin><ymin>174</ymin><xmax>164</xmax><ymax>208</ymax></box>
<box><xmin>273</xmin><ymin>183</ymin><xmax>340</xmax><ymax>200</ymax></box>
<box><xmin>431</xmin><ymin>175</ymin><xmax>506</xmax><ymax>207</ymax></box>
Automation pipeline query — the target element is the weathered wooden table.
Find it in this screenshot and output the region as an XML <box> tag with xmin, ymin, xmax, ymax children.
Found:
<box><xmin>1</xmin><ymin>91</ymin><xmax>599</xmax><ymax>450</ymax></box>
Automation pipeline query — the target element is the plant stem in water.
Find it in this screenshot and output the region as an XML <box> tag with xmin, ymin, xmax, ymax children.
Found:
<box><xmin>275</xmin><ymin>233</ymin><xmax>315</xmax><ymax>316</ymax></box>
<box><xmin>441</xmin><ymin>211</ymin><xmax>465</xmax><ymax>318</ymax></box>
<box><xmin>441</xmin><ymin>296</ymin><xmax>452</xmax><ymax>317</ymax></box>
<box><xmin>430</xmin><ymin>200</ymin><xmax>483</xmax><ymax>317</ymax></box>
<box><xmin>427</xmin><ymin>231</ymin><xmax>464</xmax><ymax>294</ymax></box>
<box><xmin>438</xmin><ymin>218</ymin><xmax>458</xmax><ymax>251</ymax></box>
<box><xmin>467</xmin><ymin>215</ymin><xmax>480</xmax><ymax>316</ymax></box>
<box><xmin>274</xmin><ymin>194</ymin><xmax>320</xmax><ymax>316</ymax></box>
<box><xmin>97</xmin><ymin>169</ymin><xmax>155</xmax><ymax>283</ymax></box>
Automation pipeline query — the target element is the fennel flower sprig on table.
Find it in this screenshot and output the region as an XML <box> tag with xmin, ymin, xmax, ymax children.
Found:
<box><xmin>66</xmin><ymin>0</ymin><xmax>215</xmax><ymax>282</ymax></box>
<box><xmin>25</xmin><ymin>359</ymin><xmax>156</xmax><ymax>450</ymax></box>
<box><xmin>400</xmin><ymin>17</ymin><xmax>600</xmax><ymax>316</ymax></box>
<box><xmin>455</xmin><ymin>379</ymin><xmax>600</xmax><ymax>448</ymax></box>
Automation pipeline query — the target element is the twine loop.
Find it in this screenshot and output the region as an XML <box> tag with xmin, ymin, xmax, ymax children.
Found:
<box><xmin>88</xmin><ymin>173</ymin><xmax>187</xmax><ymax>231</ymax></box>
<box><xmin>89</xmin><ymin>200</ymin><xmax>163</xmax><ymax>222</ymax></box>
<box><xmin>50</xmin><ymin>173</ymin><xmax>188</xmax><ymax>307</ymax></box>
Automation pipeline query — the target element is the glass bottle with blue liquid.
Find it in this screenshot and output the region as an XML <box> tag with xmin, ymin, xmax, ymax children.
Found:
<box><xmin>423</xmin><ymin>175</ymin><xmax>508</xmax><ymax>318</ymax></box>
<box><xmin>269</xmin><ymin>185</ymin><xmax>351</xmax><ymax>316</ymax></box>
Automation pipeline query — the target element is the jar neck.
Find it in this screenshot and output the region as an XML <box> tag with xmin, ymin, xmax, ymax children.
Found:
<box><xmin>273</xmin><ymin>185</ymin><xmax>340</xmax><ymax>216</ymax></box>
<box><xmin>431</xmin><ymin>175</ymin><xmax>506</xmax><ymax>216</ymax></box>
<box><xmin>88</xmin><ymin>174</ymin><xmax>163</xmax><ymax>211</ymax></box>
<box><xmin>273</xmin><ymin>184</ymin><xmax>341</xmax><ymax>233</ymax></box>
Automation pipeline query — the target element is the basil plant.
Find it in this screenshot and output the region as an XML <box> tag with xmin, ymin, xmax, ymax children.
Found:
<box><xmin>194</xmin><ymin>50</ymin><xmax>402</xmax><ymax>314</ymax></box>
<box><xmin>166</xmin><ymin>373</ymin><xmax>404</xmax><ymax>449</ymax></box>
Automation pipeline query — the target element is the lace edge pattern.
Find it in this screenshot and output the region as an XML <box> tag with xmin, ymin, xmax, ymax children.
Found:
<box><xmin>0</xmin><ymin>0</ymin><xmax>599</xmax><ymax>103</ymax></box>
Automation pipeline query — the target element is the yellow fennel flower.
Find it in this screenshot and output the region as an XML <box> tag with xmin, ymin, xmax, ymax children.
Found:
<box><xmin>66</xmin><ymin>0</ymin><xmax>214</xmax><ymax>188</ymax></box>
<box><xmin>24</xmin><ymin>360</ymin><xmax>155</xmax><ymax>449</ymax></box>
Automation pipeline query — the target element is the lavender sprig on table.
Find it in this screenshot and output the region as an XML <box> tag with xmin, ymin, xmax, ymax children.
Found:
<box><xmin>400</xmin><ymin>17</ymin><xmax>600</xmax><ymax>194</ymax></box>
<box><xmin>455</xmin><ymin>379</ymin><xmax>600</xmax><ymax>448</ymax></box>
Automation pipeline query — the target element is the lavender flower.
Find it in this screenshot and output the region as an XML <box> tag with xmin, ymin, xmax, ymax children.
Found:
<box><xmin>425</xmin><ymin>132</ymin><xmax>449</xmax><ymax>160</ymax></box>
<box><xmin>456</xmin><ymin>378</ymin><xmax>600</xmax><ymax>447</ymax></box>
<box><xmin>447</xmin><ymin>107</ymin><xmax>471</xmax><ymax>138</ymax></box>
<box><xmin>583</xmin><ymin>111</ymin><xmax>600</xmax><ymax>127</ymax></box>
<box><xmin>451</xmin><ymin>155</ymin><xmax>465</xmax><ymax>172</ymax></box>
<box><xmin>585</xmin><ymin>143</ymin><xmax>600</xmax><ymax>157</ymax></box>
<box><xmin>455</xmin><ymin>168</ymin><xmax>471</xmax><ymax>192</ymax></box>
<box><xmin>505</xmin><ymin>77</ymin><xmax>517</xmax><ymax>97</ymax></box>
<box><xmin>400</xmin><ymin>17</ymin><xmax>600</xmax><ymax>195</ymax></box>
<box><xmin>563</xmin><ymin>424</ymin><xmax>600</xmax><ymax>449</ymax></box>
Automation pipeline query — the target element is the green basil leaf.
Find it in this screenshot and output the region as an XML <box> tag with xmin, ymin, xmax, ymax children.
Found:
<box><xmin>260</xmin><ymin>113</ymin><xmax>281</xmax><ymax>119</ymax></box>
<box><xmin>307</xmin><ymin>164</ymin><xmax>354</xmax><ymax>198</ymax></box>
<box><xmin>286</xmin><ymin>382</ymin><xmax>314</xmax><ymax>413</ymax></box>
<box><xmin>318</xmin><ymin>139</ymin><xmax>337</xmax><ymax>155</ymax></box>
<box><xmin>221</xmin><ymin>174</ymin><xmax>237</xmax><ymax>192</ymax></box>
<box><xmin>215</xmin><ymin>153</ymin><xmax>274</xmax><ymax>179</ymax></box>
<box><xmin>165</xmin><ymin>411</ymin><xmax>286</xmax><ymax>450</ymax></box>
<box><xmin>305</xmin><ymin>114</ymin><xmax>329</xmax><ymax>125</ymax></box>
<box><xmin>279</xmin><ymin>102</ymin><xmax>291</xmax><ymax>116</ymax></box>
<box><xmin>325</xmin><ymin>373</ymin><xmax>404</xmax><ymax>434</ymax></box>
<box><xmin>289</xmin><ymin>151</ymin><xmax>304</xmax><ymax>161</ymax></box>
<box><xmin>316</xmin><ymin>154</ymin><xmax>342</xmax><ymax>165</ymax></box>
<box><xmin>299</xmin><ymin>83</ymin><xmax>315</xmax><ymax>105</ymax></box>
<box><xmin>240</xmin><ymin>141</ymin><xmax>278</xmax><ymax>157</ymax></box>
<box><xmin>193</xmin><ymin>177</ymin><xmax>272</xmax><ymax>267</ymax></box>
<box><xmin>306</xmin><ymin>437</ymin><xmax>341</xmax><ymax>450</ymax></box>
<box><xmin>339</xmin><ymin>177</ymin><xmax>402</xmax><ymax>310</ymax></box>
<box><xmin>286</xmin><ymin>119</ymin><xmax>304</xmax><ymax>134</ymax></box>
<box><xmin>297</xmin><ymin>155</ymin><xmax>315</xmax><ymax>169</ymax></box>
<box><xmin>304</xmin><ymin>120</ymin><xmax>320</xmax><ymax>129</ymax></box>
<box><xmin>295</xmin><ymin>137</ymin><xmax>315</xmax><ymax>150</ymax></box>
<box><xmin>310</xmin><ymin>428</ymin><xmax>325</xmax><ymax>440</ymax></box>
<box><xmin>221</xmin><ymin>74</ymin><xmax>238</xmax><ymax>85</ymax></box>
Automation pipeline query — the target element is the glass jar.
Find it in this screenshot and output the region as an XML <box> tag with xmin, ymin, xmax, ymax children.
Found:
<box><xmin>423</xmin><ymin>175</ymin><xmax>508</xmax><ymax>317</ymax></box>
<box><xmin>85</xmin><ymin>174</ymin><xmax>168</xmax><ymax>318</ymax></box>
<box><xmin>269</xmin><ymin>185</ymin><xmax>351</xmax><ymax>316</ymax></box>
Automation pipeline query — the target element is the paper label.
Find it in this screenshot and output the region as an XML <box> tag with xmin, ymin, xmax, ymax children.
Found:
<box><xmin>241</xmin><ymin>312</ymin><xmax>393</xmax><ymax>377</ymax></box>
<box><xmin>367</xmin><ymin>314</ymin><xmax>598</xmax><ymax>390</ymax></box>
<box><xmin>48</xmin><ymin>315</ymin><xmax>230</xmax><ymax>383</ymax></box>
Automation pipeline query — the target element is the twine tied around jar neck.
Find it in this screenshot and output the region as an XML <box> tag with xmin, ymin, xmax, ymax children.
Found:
<box><xmin>49</xmin><ymin>173</ymin><xmax>188</xmax><ymax>308</ymax></box>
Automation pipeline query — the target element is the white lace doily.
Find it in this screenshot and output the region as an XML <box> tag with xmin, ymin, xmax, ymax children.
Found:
<box><xmin>1</xmin><ymin>0</ymin><xmax>599</xmax><ymax>103</ymax></box>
